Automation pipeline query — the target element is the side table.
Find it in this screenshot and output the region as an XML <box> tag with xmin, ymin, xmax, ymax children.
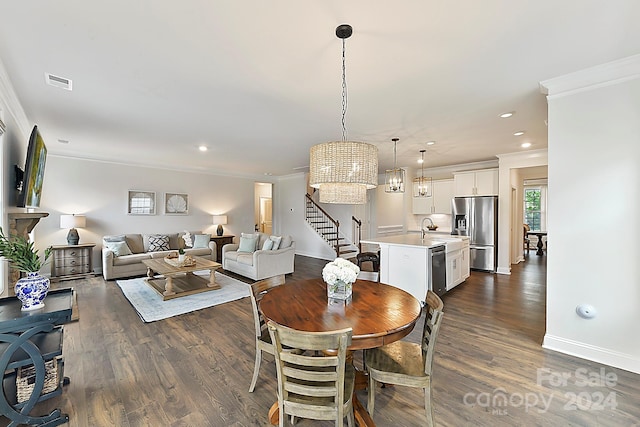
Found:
<box><xmin>50</xmin><ymin>243</ymin><xmax>96</xmax><ymax>282</ymax></box>
<box><xmin>210</xmin><ymin>235</ymin><xmax>234</xmax><ymax>262</ymax></box>
<box><xmin>0</xmin><ymin>288</ymin><xmax>73</xmax><ymax>426</ymax></box>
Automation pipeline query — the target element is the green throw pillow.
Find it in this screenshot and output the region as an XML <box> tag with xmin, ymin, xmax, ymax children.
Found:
<box><xmin>105</xmin><ymin>241</ymin><xmax>132</xmax><ymax>257</ymax></box>
<box><xmin>262</xmin><ymin>239</ymin><xmax>274</xmax><ymax>251</ymax></box>
<box><xmin>193</xmin><ymin>234</ymin><xmax>211</xmax><ymax>249</ymax></box>
<box><xmin>238</xmin><ymin>235</ymin><xmax>258</xmax><ymax>253</ymax></box>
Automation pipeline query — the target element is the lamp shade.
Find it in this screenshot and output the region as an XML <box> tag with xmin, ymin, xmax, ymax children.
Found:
<box><xmin>212</xmin><ymin>215</ymin><xmax>227</xmax><ymax>225</ymax></box>
<box><xmin>309</xmin><ymin>141</ymin><xmax>378</xmax><ymax>204</ymax></box>
<box><xmin>60</xmin><ymin>214</ymin><xmax>86</xmax><ymax>229</ymax></box>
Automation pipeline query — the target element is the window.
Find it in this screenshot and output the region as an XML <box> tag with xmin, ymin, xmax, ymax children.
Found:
<box><xmin>524</xmin><ymin>187</ymin><xmax>544</xmax><ymax>230</ymax></box>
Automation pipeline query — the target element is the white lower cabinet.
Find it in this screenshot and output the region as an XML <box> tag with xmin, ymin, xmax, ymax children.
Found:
<box><xmin>446</xmin><ymin>249</ymin><xmax>463</xmax><ymax>290</ymax></box>
<box><xmin>446</xmin><ymin>242</ymin><xmax>470</xmax><ymax>291</ymax></box>
<box><xmin>384</xmin><ymin>245</ymin><xmax>428</xmax><ymax>303</ymax></box>
<box><xmin>461</xmin><ymin>245</ymin><xmax>470</xmax><ymax>281</ymax></box>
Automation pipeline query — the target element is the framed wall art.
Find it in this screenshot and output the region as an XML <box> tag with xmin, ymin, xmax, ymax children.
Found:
<box><xmin>164</xmin><ymin>192</ymin><xmax>189</xmax><ymax>215</ymax></box>
<box><xmin>128</xmin><ymin>190</ymin><xmax>156</xmax><ymax>215</ymax></box>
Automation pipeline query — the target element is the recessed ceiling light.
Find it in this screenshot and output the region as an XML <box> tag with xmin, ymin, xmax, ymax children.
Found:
<box><xmin>426</xmin><ymin>141</ymin><xmax>435</xmax><ymax>146</ymax></box>
<box><xmin>198</xmin><ymin>145</ymin><xmax>208</xmax><ymax>152</ymax></box>
<box><xmin>57</xmin><ymin>139</ymin><xmax>69</xmax><ymax>144</ymax></box>
<box><xmin>521</xmin><ymin>142</ymin><xmax>532</xmax><ymax>148</ymax></box>
<box><xmin>500</xmin><ymin>111</ymin><xmax>514</xmax><ymax>118</ymax></box>
<box><xmin>264</xmin><ymin>172</ymin><xmax>273</xmax><ymax>176</ymax></box>
<box><xmin>513</xmin><ymin>131</ymin><xmax>525</xmax><ymax>136</ymax></box>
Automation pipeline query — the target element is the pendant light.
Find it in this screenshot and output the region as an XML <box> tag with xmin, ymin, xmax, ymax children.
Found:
<box><xmin>385</xmin><ymin>138</ymin><xmax>405</xmax><ymax>193</ymax></box>
<box><xmin>414</xmin><ymin>149</ymin><xmax>433</xmax><ymax>197</ymax></box>
<box><xmin>309</xmin><ymin>24</ymin><xmax>378</xmax><ymax>205</ymax></box>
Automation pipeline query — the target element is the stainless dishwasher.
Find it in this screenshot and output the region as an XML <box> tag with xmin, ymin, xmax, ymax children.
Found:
<box><xmin>428</xmin><ymin>245</ymin><xmax>447</xmax><ymax>297</ymax></box>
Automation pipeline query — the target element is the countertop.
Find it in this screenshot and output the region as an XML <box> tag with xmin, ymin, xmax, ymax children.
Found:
<box><xmin>361</xmin><ymin>233</ymin><xmax>468</xmax><ymax>249</ymax></box>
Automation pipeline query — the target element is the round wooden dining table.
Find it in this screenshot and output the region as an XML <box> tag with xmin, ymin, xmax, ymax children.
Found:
<box><xmin>260</xmin><ymin>277</ymin><xmax>422</xmax><ymax>427</ymax></box>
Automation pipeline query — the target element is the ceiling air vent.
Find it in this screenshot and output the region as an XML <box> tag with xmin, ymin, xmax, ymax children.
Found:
<box><xmin>45</xmin><ymin>73</ymin><xmax>72</xmax><ymax>91</ymax></box>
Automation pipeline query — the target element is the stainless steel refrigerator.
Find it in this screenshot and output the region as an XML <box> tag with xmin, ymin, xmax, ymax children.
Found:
<box><xmin>451</xmin><ymin>196</ymin><xmax>498</xmax><ymax>272</ymax></box>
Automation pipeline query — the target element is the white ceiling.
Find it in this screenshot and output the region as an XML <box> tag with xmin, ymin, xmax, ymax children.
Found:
<box><xmin>1</xmin><ymin>1</ymin><xmax>639</xmax><ymax>178</ymax></box>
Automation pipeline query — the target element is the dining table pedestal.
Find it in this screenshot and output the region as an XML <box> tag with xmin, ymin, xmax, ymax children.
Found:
<box><xmin>260</xmin><ymin>278</ymin><xmax>422</xmax><ymax>427</ymax></box>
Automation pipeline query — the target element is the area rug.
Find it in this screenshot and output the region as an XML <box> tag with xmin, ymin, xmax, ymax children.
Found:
<box><xmin>116</xmin><ymin>271</ymin><xmax>251</xmax><ymax>323</ymax></box>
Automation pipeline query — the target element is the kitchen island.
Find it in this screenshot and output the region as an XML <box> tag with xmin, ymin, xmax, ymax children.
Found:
<box><xmin>361</xmin><ymin>234</ymin><xmax>470</xmax><ymax>303</ymax></box>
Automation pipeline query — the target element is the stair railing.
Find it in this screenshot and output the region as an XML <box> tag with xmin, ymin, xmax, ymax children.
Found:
<box><xmin>305</xmin><ymin>193</ymin><xmax>340</xmax><ymax>256</ymax></box>
<box><xmin>352</xmin><ymin>216</ymin><xmax>363</xmax><ymax>252</ymax></box>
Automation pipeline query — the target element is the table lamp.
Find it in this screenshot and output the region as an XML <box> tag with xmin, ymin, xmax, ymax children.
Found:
<box><xmin>213</xmin><ymin>215</ymin><xmax>227</xmax><ymax>237</ymax></box>
<box><xmin>60</xmin><ymin>214</ymin><xmax>86</xmax><ymax>245</ymax></box>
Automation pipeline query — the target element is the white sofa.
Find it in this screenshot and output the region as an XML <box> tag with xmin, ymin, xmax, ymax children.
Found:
<box><xmin>222</xmin><ymin>232</ymin><xmax>295</xmax><ymax>280</ymax></box>
<box><xmin>102</xmin><ymin>232</ymin><xmax>217</xmax><ymax>280</ymax></box>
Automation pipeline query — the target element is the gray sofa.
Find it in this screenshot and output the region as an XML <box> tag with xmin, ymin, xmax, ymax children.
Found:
<box><xmin>222</xmin><ymin>232</ymin><xmax>295</xmax><ymax>280</ymax></box>
<box><xmin>102</xmin><ymin>232</ymin><xmax>217</xmax><ymax>280</ymax></box>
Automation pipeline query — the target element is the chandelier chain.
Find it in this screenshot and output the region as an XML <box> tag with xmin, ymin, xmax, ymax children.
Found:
<box><xmin>341</xmin><ymin>37</ymin><xmax>348</xmax><ymax>142</ymax></box>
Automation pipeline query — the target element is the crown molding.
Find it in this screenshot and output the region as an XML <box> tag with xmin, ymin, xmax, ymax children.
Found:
<box><xmin>0</xmin><ymin>57</ymin><xmax>30</xmax><ymax>137</ymax></box>
<box><xmin>540</xmin><ymin>54</ymin><xmax>640</xmax><ymax>99</ymax></box>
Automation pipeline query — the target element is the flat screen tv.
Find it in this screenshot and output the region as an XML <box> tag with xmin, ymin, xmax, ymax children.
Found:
<box><xmin>17</xmin><ymin>125</ymin><xmax>47</xmax><ymax>208</ymax></box>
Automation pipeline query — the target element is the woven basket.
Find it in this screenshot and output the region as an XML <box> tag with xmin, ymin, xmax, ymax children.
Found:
<box><xmin>16</xmin><ymin>358</ymin><xmax>59</xmax><ymax>403</ymax></box>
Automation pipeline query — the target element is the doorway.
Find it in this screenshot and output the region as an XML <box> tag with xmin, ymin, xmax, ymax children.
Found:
<box><xmin>254</xmin><ymin>182</ymin><xmax>273</xmax><ymax>234</ymax></box>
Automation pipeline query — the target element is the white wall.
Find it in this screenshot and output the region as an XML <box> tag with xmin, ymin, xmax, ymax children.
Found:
<box><xmin>0</xmin><ymin>58</ymin><xmax>35</xmax><ymax>295</ymax></box>
<box><xmin>274</xmin><ymin>173</ymin><xmax>336</xmax><ymax>260</ymax></box>
<box><xmin>541</xmin><ymin>55</ymin><xmax>640</xmax><ymax>374</ymax></box>
<box><xmin>35</xmin><ymin>155</ymin><xmax>261</xmax><ymax>275</ymax></box>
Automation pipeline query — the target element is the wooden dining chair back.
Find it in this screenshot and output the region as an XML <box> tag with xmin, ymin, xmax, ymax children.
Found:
<box><xmin>267</xmin><ymin>321</ymin><xmax>355</xmax><ymax>427</ymax></box>
<box><xmin>248</xmin><ymin>274</ymin><xmax>286</xmax><ymax>392</ymax></box>
<box><xmin>523</xmin><ymin>223</ymin><xmax>531</xmax><ymax>254</ymax></box>
<box><xmin>365</xmin><ymin>290</ymin><xmax>444</xmax><ymax>426</ymax></box>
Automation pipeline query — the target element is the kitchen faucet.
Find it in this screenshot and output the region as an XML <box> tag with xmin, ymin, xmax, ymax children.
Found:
<box><xmin>421</xmin><ymin>217</ymin><xmax>435</xmax><ymax>239</ymax></box>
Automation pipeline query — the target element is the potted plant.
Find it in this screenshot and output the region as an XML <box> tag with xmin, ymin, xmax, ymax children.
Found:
<box><xmin>178</xmin><ymin>248</ymin><xmax>186</xmax><ymax>262</ymax></box>
<box><xmin>0</xmin><ymin>227</ymin><xmax>52</xmax><ymax>311</ymax></box>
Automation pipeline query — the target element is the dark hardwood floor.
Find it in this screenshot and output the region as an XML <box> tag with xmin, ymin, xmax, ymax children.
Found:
<box><xmin>9</xmin><ymin>254</ymin><xmax>640</xmax><ymax>426</ymax></box>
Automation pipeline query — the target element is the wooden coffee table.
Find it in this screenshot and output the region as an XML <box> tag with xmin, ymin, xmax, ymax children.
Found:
<box><xmin>141</xmin><ymin>256</ymin><xmax>222</xmax><ymax>300</ymax></box>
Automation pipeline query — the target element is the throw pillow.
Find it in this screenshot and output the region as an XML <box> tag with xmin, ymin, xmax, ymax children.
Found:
<box><xmin>103</xmin><ymin>234</ymin><xmax>125</xmax><ymax>243</ymax></box>
<box><xmin>105</xmin><ymin>241</ymin><xmax>132</xmax><ymax>257</ymax></box>
<box><xmin>148</xmin><ymin>235</ymin><xmax>170</xmax><ymax>252</ymax></box>
<box><xmin>262</xmin><ymin>239</ymin><xmax>274</xmax><ymax>251</ymax></box>
<box><xmin>182</xmin><ymin>231</ymin><xmax>193</xmax><ymax>248</ymax></box>
<box><xmin>238</xmin><ymin>235</ymin><xmax>258</xmax><ymax>253</ymax></box>
<box><xmin>241</xmin><ymin>232</ymin><xmax>260</xmax><ymax>251</ymax></box>
<box><xmin>269</xmin><ymin>235</ymin><xmax>283</xmax><ymax>250</ymax></box>
<box><xmin>193</xmin><ymin>234</ymin><xmax>211</xmax><ymax>249</ymax></box>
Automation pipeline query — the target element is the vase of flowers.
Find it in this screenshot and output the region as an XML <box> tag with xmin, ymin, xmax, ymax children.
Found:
<box><xmin>0</xmin><ymin>227</ymin><xmax>52</xmax><ymax>311</ymax></box>
<box><xmin>322</xmin><ymin>258</ymin><xmax>360</xmax><ymax>300</ymax></box>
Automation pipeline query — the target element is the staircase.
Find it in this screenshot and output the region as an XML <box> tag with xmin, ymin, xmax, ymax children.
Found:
<box><xmin>305</xmin><ymin>193</ymin><xmax>358</xmax><ymax>258</ymax></box>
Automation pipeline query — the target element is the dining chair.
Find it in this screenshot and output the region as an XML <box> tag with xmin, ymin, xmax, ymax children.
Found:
<box><xmin>364</xmin><ymin>290</ymin><xmax>444</xmax><ymax>426</ymax></box>
<box><xmin>248</xmin><ymin>274</ymin><xmax>286</xmax><ymax>392</ymax></box>
<box><xmin>267</xmin><ymin>321</ymin><xmax>355</xmax><ymax>427</ymax></box>
<box><xmin>523</xmin><ymin>223</ymin><xmax>531</xmax><ymax>254</ymax></box>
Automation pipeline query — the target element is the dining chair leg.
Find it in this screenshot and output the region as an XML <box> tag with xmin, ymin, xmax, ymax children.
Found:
<box><xmin>249</xmin><ymin>348</ymin><xmax>262</xmax><ymax>392</ymax></box>
<box><xmin>424</xmin><ymin>386</ymin><xmax>435</xmax><ymax>427</ymax></box>
<box><xmin>367</xmin><ymin>374</ymin><xmax>376</xmax><ymax>416</ymax></box>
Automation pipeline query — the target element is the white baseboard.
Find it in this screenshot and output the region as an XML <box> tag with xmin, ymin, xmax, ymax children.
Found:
<box><xmin>543</xmin><ymin>334</ymin><xmax>640</xmax><ymax>374</ymax></box>
<box><xmin>294</xmin><ymin>250</ymin><xmax>333</xmax><ymax>261</ymax></box>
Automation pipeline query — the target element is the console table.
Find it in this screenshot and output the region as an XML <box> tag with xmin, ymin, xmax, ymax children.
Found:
<box><xmin>0</xmin><ymin>288</ymin><xmax>73</xmax><ymax>426</ymax></box>
<box><xmin>210</xmin><ymin>235</ymin><xmax>234</xmax><ymax>262</ymax></box>
<box><xmin>50</xmin><ymin>243</ymin><xmax>95</xmax><ymax>282</ymax></box>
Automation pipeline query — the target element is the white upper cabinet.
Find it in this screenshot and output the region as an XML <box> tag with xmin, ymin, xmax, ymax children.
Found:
<box><xmin>412</xmin><ymin>179</ymin><xmax>454</xmax><ymax>214</ymax></box>
<box><xmin>453</xmin><ymin>169</ymin><xmax>498</xmax><ymax>196</ymax></box>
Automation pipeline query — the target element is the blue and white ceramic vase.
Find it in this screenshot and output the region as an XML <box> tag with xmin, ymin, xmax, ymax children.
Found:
<box><xmin>15</xmin><ymin>272</ymin><xmax>50</xmax><ymax>311</ymax></box>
